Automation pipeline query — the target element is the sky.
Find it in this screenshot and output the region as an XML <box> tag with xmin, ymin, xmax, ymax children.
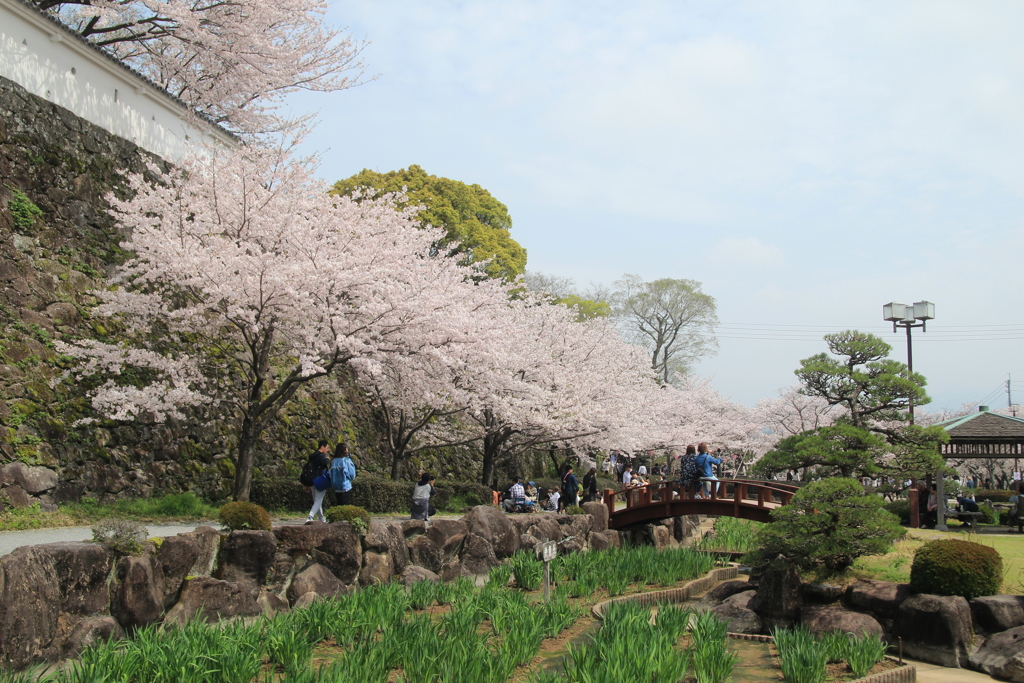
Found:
<box><xmin>288</xmin><ymin>1</ymin><xmax>1024</xmax><ymax>412</ymax></box>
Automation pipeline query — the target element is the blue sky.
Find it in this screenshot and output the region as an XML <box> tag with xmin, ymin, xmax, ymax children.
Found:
<box><xmin>289</xmin><ymin>1</ymin><xmax>1024</xmax><ymax>411</ymax></box>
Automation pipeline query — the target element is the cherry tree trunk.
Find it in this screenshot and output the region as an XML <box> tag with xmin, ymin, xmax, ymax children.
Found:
<box><xmin>232</xmin><ymin>418</ymin><xmax>260</xmax><ymax>502</ymax></box>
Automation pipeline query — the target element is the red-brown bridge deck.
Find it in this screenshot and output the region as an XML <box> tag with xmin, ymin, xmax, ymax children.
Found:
<box><xmin>604</xmin><ymin>478</ymin><xmax>799</xmax><ymax>529</ymax></box>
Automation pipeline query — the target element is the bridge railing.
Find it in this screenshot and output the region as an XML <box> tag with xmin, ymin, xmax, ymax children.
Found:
<box><xmin>603</xmin><ymin>477</ymin><xmax>799</xmax><ymax>520</ymax></box>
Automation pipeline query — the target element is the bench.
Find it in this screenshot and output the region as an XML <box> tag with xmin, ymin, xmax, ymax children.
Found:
<box><xmin>949</xmin><ymin>511</ymin><xmax>982</xmax><ymax>530</ymax></box>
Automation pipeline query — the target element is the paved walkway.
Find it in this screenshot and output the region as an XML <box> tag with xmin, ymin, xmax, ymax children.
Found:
<box><xmin>910</xmin><ymin>658</ymin><xmax>999</xmax><ymax>682</ymax></box>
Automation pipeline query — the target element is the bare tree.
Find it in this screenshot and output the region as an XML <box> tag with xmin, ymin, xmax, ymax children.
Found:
<box><xmin>610</xmin><ymin>275</ymin><xmax>719</xmax><ymax>383</ymax></box>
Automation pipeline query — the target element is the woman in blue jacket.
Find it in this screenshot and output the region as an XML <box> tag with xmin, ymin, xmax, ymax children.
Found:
<box><xmin>695</xmin><ymin>442</ymin><xmax>721</xmax><ymax>498</ymax></box>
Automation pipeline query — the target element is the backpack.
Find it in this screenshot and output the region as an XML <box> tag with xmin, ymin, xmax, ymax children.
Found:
<box><xmin>299</xmin><ymin>455</ymin><xmax>323</xmax><ymax>487</ymax></box>
<box><xmin>678</xmin><ymin>455</ymin><xmax>699</xmax><ymax>488</ymax></box>
<box><xmin>330</xmin><ymin>457</ymin><xmax>355</xmax><ymax>490</ymax></box>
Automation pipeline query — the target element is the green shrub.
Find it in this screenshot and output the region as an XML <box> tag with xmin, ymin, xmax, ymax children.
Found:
<box><xmin>350</xmin><ymin>476</ymin><xmax>413</xmax><ymax>513</ymax></box>
<box><xmin>884</xmin><ymin>499</ymin><xmax>911</xmax><ymax>524</ymax></box>
<box><xmin>434</xmin><ymin>481</ymin><xmax>491</xmax><ymax>510</ymax></box>
<box><xmin>219</xmin><ymin>501</ymin><xmax>272</xmax><ymax>531</ymax></box>
<box><xmin>251</xmin><ymin>476</ymin><xmax>309</xmax><ymax>512</ymax></box>
<box><xmin>753</xmin><ymin>478</ymin><xmax>904</xmax><ymax>572</ymax></box>
<box><xmin>979</xmin><ymin>504</ymin><xmax>998</xmax><ymax>525</ymax></box>
<box><xmin>910</xmin><ymin>539</ymin><xmax>1002</xmax><ymax>600</ymax></box>
<box><xmin>564</xmin><ymin>505</ymin><xmax>586</xmax><ymax>515</ymax></box>
<box><xmin>974</xmin><ymin>489</ymin><xmax>1013</xmax><ymax>503</ymax></box>
<box><xmin>326</xmin><ymin>505</ymin><xmax>371</xmax><ymax>533</ymax></box>
<box><xmin>92</xmin><ymin>518</ymin><xmax>147</xmax><ymax>556</ymax></box>
<box><xmin>9</xmin><ymin>188</ymin><xmax>42</xmax><ymax>233</ymax></box>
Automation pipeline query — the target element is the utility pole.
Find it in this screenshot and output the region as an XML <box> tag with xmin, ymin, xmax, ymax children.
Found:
<box><xmin>1009</xmin><ymin>375</ymin><xmax>1016</xmax><ymax>417</ymax></box>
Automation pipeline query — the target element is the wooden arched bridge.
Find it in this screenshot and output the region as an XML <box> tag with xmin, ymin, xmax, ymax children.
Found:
<box><xmin>602</xmin><ymin>478</ymin><xmax>800</xmax><ymax>530</ymax></box>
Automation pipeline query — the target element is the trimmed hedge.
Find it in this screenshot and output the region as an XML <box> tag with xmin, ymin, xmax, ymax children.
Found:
<box><xmin>910</xmin><ymin>539</ymin><xmax>1002</xmax><ymax>600</ymax></box>
<box><xmin>251</xmin><ymin>476</ymin><xmax>310</xmax><ymax>512</ymax></box>
<box><xmin>884</xmin><ymin>500</ymin><xmax>911</xmax><ymax>524</ymax></box>
<box><xmin>219</xmin><ymin>501</ymin><xmax>272</xmax><ymax>531</ymax></box>
<box><xmin>979</xmin><ymin>504</ymin><xmax>999</xmax><ymax>525</ymax></box>
<box><xmin>974</xmin><ymin>489</ymin><xmax>1014</xmax><ymax>503</ymax></box>
<box><xmin>326</xmin><ymin>505</ymin><xmax>371</xmax><ymax>531</ymax></box>
<box><xmin>251</xmin><ymin>475</ymin><xmax>494</xmax><ymax>514</ymax></box>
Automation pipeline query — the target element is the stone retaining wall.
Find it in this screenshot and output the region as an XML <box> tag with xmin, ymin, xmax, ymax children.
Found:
<box><xmin>0</xmin><ymin>504</ymin><xmax>704</xmax><ymax>668</ymax></box>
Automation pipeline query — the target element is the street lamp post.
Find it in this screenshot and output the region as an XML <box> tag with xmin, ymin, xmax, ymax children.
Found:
<box><xmin>883</xmin><ymin>301</ymin><xmax>941</xmax><ymax>529</ymax></box>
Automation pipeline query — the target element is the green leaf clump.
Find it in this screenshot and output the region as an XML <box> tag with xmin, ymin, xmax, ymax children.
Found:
<box><xmin>218</xmin><ymin>501</ymin><xmax>271</xmax><ymax>531</ymax></box>
<box><xmin>325</xmin><ymin>504</ymin><xmax>370</xmax><ymax>532</ymax></box>
<box><xmin>910</xmin><ymin>539</ymin><xmax>1001</xmax><ymax>600</ymax></box>
<box><xmin>753</xmin><ymin>478</ymin><xmax>904</xmax><ymax>572</ymax></box>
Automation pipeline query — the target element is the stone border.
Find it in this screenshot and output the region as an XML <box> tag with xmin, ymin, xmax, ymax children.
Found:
<box><xmin>591</xmin><ymin>567</ymin><xmax>916</xmax><ymax>683</ymax></box>
<box><xmin>591</xmin><ymin>565</ymin><xmax>738</xmax><ymax>618</ymax></box>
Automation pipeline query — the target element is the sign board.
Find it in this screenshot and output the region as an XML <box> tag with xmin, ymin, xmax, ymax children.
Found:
<box><xmin>535</xmin><ymin>541</ymin><xmax>557</xmax><ymax>563</ymax></box>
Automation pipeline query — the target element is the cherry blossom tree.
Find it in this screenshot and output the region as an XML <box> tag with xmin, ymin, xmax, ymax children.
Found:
<box><xmin>57</xmin><ymin>144</ymin><xmax>479</xmax><ymax>501</ymax></box>
<box><xmin>750</xmin><ymin>385</ymin><xmax>840</xmax><ymax>456</ymax></box>
<box><xmin>37</xmin><ymin>0</ymin><xmax>366</xmax><ymax>134</ymax></box>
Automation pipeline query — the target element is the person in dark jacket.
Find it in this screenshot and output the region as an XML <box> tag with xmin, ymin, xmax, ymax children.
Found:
<box><xmin>582</xmin><ymin>467</ymin><xmax>599</xmax><ymax>503</ymax></box>
<box><xmin>306</xmin><ymin>440</ymin><xmax>332</xmax><ymax>523</ymax></box>
<box><xmin>561</xmin><ymin>466</ymin><xmax>579</xmax><ymax>510</ymax></box>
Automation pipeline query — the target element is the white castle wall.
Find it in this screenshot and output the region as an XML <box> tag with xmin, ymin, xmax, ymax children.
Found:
<box><xmin>0</xmin><ymin>0</ymin><xmax>235</xmax><ymax>161</ymax></box>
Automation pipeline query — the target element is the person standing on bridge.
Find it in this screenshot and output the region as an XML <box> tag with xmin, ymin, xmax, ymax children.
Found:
<box><xmin>695</xmin><ymin>443</ymin><xmax>721</xmax><ymax>499</ymax></box>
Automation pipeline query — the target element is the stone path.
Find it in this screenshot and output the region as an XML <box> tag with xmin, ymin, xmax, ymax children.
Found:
<box><xmin>910</xmin><ymin>658</ymin><xmax>999</xmax><ymax>682</ymax></box>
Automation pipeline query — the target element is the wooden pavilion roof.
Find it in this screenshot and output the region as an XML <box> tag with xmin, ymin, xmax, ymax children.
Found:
<box><xmin>934</xmin><ymin>409</ymin><xmax>1024</xmax><ymax>457</ymax></box>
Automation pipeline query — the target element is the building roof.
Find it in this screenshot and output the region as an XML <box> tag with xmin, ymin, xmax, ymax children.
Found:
<box><xmin>934</xmin><ymin>409</ymin><xmax>1024</xmax><ymax>458</ymax></box>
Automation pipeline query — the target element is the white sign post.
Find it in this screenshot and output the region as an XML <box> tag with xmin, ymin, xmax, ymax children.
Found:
<box><xmin>536</xmin><ymin>541</ymin><xmax>557</xmax><ymax>602</ymax></box>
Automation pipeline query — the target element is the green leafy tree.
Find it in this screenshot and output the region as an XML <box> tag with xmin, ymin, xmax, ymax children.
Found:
<box><xmin>753</xmin><ymin>478</ymin><xmax>904</xmax><ymax>572</ymax></box>
<box><xmin>764</xmin><ymin>330</ymin><xmax>947</xmax><ymax>481</ymax></box>
<box><xmin>557</xmin><ymin>294</ymin><xmax>611</xmax><ymax>322</ymax></box>
<box><xmin>753</xmin><ymin>424</ymin><xmax>888</xmax><ymax>479</ymax></box>
<box><xmin>331</xmin><ymin>165</ymin><xmax>526</xmax><ymax>281</ymax></box>
<box><xmin>611</xmin><ymin>275</ymin><xmax>719</xmax><ymax>382</ymax></box>
<box><xmin>795</xmin><ymin>330</ymin><xmax>927</xmax><ymax>428</ymax></box>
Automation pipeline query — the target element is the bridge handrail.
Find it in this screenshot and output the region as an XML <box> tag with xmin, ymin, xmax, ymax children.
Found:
<box><xmin>602</xmin><ymin>477</ymin><xmax>797</xmax><ymax>522</ymax></box>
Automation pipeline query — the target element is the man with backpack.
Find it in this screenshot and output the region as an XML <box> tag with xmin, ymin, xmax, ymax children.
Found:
<box><xmin>330</xmin><ymin>442</ymin><xmax>357</xmax><ymax>505</ymax></box>
<box><xmin>301</xmin><ymin>440</ymin><xmax>332</xmax><ymax>523</ymax></box>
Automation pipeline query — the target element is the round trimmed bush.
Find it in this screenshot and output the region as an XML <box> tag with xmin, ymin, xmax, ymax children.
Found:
<box><xmin>219</xmin><ymin>501</ymin><xmax>272</xmax><ymax>531</ymax></box>
<box><xmin>564</xmin><ymin>505</ymin><xmax>586</xmax><ymax>515</ymax></box>
<box><xmin>326</xmin><ymin>504</ymin><xmax>371</xmax><ymax>532</ymax></box>
<box><xmin>910</xmin><ymin>539</ymin><xmax>1002</xmax><ymax>600</ymax></box>
<box><xmin>979</xmin><ymin>504</ymin><xmax>998</xmax><ymax>525</ymax></box>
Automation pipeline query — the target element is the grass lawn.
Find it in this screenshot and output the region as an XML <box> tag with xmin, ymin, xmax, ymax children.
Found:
<box><xmin>847</xmin><ymin>527</ymin><xmax>1024</xmax><ymax>594</ymax></box>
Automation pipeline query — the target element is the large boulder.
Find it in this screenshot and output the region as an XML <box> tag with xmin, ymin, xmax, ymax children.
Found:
<box><xmin>163</xmin><ymin>577</ymin><xmax>262</xmax><ymax>626</ymax></box>
<box><xmin>110</xmin><ymin>555</ymin><xmax>163</xmax><ymax>632</ymax></box>
<box><xmin>311</xmin><ymin>522</ymin><xmax>362</xmax><ymax>585</ymax></box>
<box><xmin>0</xmin><ymin>542</ymin><xmax>112</xmax><ymax>667</ymax></box>
<box><xmin>893</xmin><ymin>593</ymin><xmax>973</xmax><ymax>668</ymax></box>
<box><xmin>257</xmin><ymin>590</ymin><xmax>290</xmax><ymax>617</ymax></box>
<box><xmin>583</xmin><ymin>502</ymin><xmax>608</xmax><ymax>531</ymax></box>
<box><xmin>399</xmin><ymin>565</ymin><xmax>440</xmax><ymax>586</ymax></box>
<box><xmin>844</xmin><ymin>579</ymin><xmax>910</xmax><ymax>620</ymax></box>
<box><xmin>153</xmin><ymin>535</ymin><xmax>201</xmax><ymax>608</ymax></box>
<box><xmin>801</xmin><ymin>583</ymin><xmax>844</xmax><ymax>605</ymax></box>
<box><xmin>275</xmin><ymin>523</ymin><xmax>332</xmax><ymax>553</ymax></box>
<box><xmin>563</xmin><ymin>514</ymin><xmax>593</xmax><ymax>541</ymax></box>
<box><xmin>2</xmin><ymin>485</ymin><xmax>32</xmax><ymax>509</ymax></box>
<box><xmin>2</xmin><ymin>462</ymin><xmax>58</xmax><ymax>494</ymax></box>
<box><xmin>970</xmin><ymin>625</ymin><xmax>1024</xmax><ymax>681</ymax></box>
<box><xmin>749</xmin><ymin>561</ymin><xmax>802</xmax><ymax>631</ymax></box>
<box><xmin>972</xmin><ymin>595</ymin><xmax>1024</xmax><ymax>635</ymax></box>
<box><xmin>262</xmin><ymin>551</ymin><xmax>297</xmax><ymax>596</ymax></box>
<box><xmin>217</xmin><ymin>530</ymin><xmax>277</xmax><ymax>593</ymax></box>
<box><xmin>400</xmin><ymin>520</ymin><xmax>426</xmax><ymax>538</ymax></box>
<box><xmin>363</xmin><ymin>522</ymin><xmax>410</xmax><ymax>575</ymax></box>
<box><xmin>801</xmin><ymin>605</ymin><xmax>883</xmax><ymax>639</ymax></box>
<box><xmin>180</xmin><ymin>526</ymin><xmax>221</xmax><ymax>577</ymax></box>
<box><xmin>287</xmin><ymin>564</ymin><xmax>347</xmax><ymax>604</ymax></box>
<box><xmin>61</xmin><ymin>617</ymin><xmax>124</xmax><ymax>658</ymax></box>
<box><xmin>425</xmin><ymin>519</ymin><xmax>468</xmax><ymax>549</ymax></box>
<box><xmin>459</xmin><ymin>533</ymin><xmax>499</xmax><ymax>575</ymax></box>
<box><xmin>359</xmin><ymin>552</ymin><xmax>393</xmax><ymax>587</ymax></box>
<box><xmin>697</xmin><ymin>580</ymin><xmax>755</xmax><ymax>609</ymax></box>
<box><xmin>464</xmin><ymin>506</ymin><xmax>520</xmax><ymax>558</ymax></box>
<box><xmin>407</xmin><ymin>536</ymin><xmax>442</xmax><ymax>573</ymax></box>
<box><xmin>648</xmin><ymin>524</ymin><xmax>674</xmax><ymax>549</ymax></box>
<box><xmin>526</xmin><ymin>517</ymin><xmax>562</xmax><ymax>544</ymax></box>
<box><xmin>589</xmin><ymin>531</ymin><xmax>609</xmax><ymax>551</ymax></box>
<box><xmin>710</xmin><ymin>591</ymin><xmax>762</xmax><ymax>634</ymax></box>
